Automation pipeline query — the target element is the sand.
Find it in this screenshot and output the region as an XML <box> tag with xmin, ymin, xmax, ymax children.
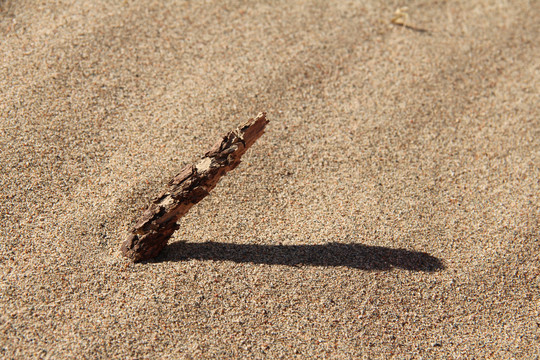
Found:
<box><xmin>1</xmin><ymin>0</ymin><xmax>539</xmax><ymax>358</ymax></box>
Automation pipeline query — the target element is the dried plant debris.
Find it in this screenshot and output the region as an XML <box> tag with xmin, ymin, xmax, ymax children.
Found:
<box><xmin>391</xmin><ymin>7</ymin><xmax>429</xmax><ymax>33</ymax></box>
<box><xmin>121</xmin><ymin>112</ymin><xmax>269</xmax><ymax>262</ymax></box>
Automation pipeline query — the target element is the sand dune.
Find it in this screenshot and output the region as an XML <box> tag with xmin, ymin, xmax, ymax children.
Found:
<box><xmin>1</xmin><ymin>1</ymin><xmax>538</xmax><ymax>358</ymax></box>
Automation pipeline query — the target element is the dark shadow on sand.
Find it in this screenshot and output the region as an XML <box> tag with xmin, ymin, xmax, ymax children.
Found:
<box><xmin>159</xmin><ymin>241</ymin><xmax>444</xmax><ymax>272</ymax></box>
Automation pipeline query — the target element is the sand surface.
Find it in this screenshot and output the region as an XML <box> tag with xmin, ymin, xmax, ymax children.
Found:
<box><xmin>1</xmin><ymin>1</ymin><xmax>539</xmax><ymax>358</ymax></box>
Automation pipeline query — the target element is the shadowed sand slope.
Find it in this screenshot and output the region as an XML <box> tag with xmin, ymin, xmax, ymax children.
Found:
<box><xmin>0</xmin><ymin>0</ymin><xmax>538</xmax><ymax>358</ymax></box>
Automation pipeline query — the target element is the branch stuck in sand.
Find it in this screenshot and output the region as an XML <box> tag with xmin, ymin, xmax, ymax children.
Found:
<box><xmin>121</xmin><ymin>112</ymin><xmax>269</xmax><ymax>262</ymax></box>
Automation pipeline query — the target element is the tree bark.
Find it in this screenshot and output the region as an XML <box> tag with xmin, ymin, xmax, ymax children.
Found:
<box><xmin>121</xmin><ymin>112</ymin><xmax>269</xmax><ymax>262</ymax></box>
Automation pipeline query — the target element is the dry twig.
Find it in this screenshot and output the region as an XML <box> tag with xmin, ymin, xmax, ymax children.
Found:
<box><xmin>121</xmin><ymin>112</ymin><xmax>269</xmax><ymax>262</ymax></box>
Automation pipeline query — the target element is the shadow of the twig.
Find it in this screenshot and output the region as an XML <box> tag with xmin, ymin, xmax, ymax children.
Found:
<box><xmin>159</xmin><ymin>241</ymin><xmax>444</xmax><ymax>272</ymax></box>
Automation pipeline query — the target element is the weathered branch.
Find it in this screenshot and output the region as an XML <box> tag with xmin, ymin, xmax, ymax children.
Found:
<box><xmin>121</xmin><ymin>112</ymin><xmax>269</xmax><ymax>262</ymax></box>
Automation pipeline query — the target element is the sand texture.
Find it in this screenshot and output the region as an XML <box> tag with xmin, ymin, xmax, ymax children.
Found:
<box><xmin>1</xmin><ymin>0</ymin><xmax>539</xmax><ymax>358</ymax></box>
